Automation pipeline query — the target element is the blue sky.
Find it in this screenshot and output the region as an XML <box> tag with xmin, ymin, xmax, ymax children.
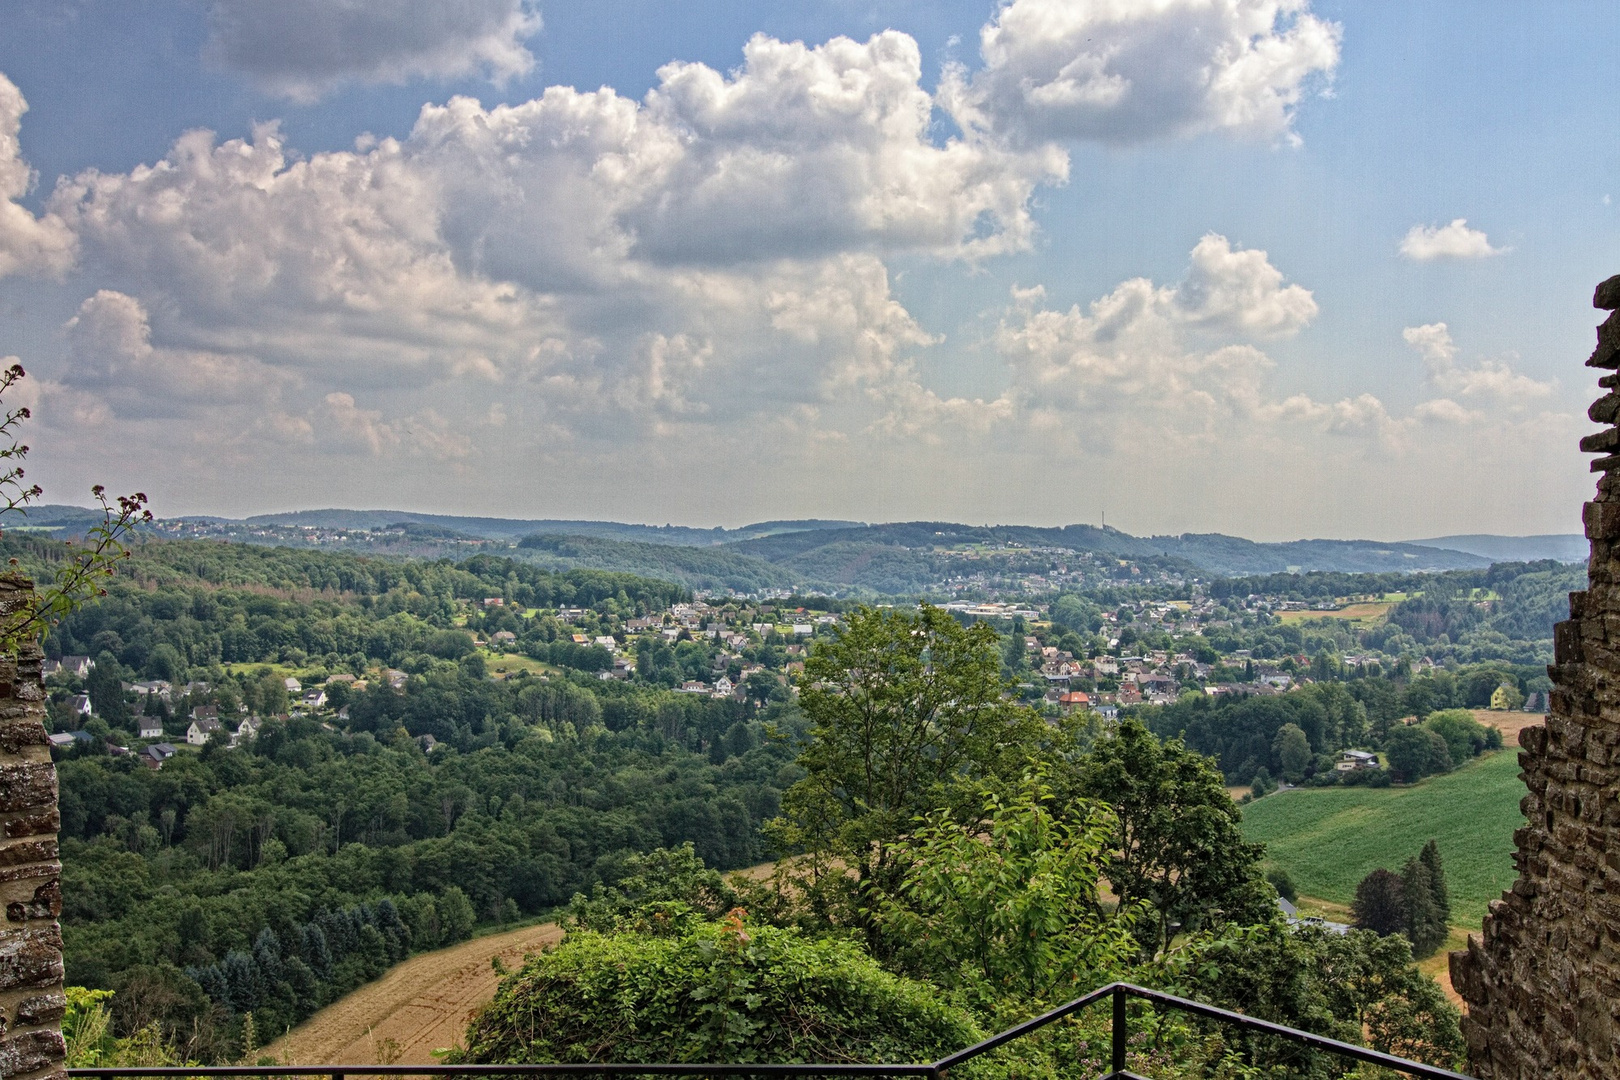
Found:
<box><xmin>0</xmin><ymin>0</ymin><xmax>1613</xmax><ymax>539</ymax></box>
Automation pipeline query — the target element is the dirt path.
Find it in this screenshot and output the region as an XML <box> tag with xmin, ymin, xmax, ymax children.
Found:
<box><xmin>262</xmin><ymin>921</ymin><xmax>564</xmax><ymax>1066</ymax></box>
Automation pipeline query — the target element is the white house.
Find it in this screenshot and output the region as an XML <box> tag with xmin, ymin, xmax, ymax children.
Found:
<box><xmin>284</xmin><ymin>677</ymin><xmax>302</xmax><ymax>693</ymax></box>
<box><xmin>231</xmin><ymin>716</ymin><xmax>262</xmax><ymax>746</ymax></box>
<box><xmin>138</xmin><ymin>717</ymin><xmax>163</xmax><ymax>739</ymax></box>
<box><xmin>1335</xmin><ymin>749</ymin><xmax>1381</xmax><ymax>772</ymax></box>
<box><xmin>68</xmin><ymin>694</ymin><xmax>92</xmax><ymax>717</ymax></box>
<box><xmin>186</xmin><ymin>717</ymin><xmax>223</xmax><ymax>746</ymax></box>
<box><xmin>712</xmin><ymin>676</ymin><xmax>734</xmax><ymax>698</ymax></box>
<box><xmin>302</xmin><ymin>689</ymin><xmax>327</xmax><ymax>710</ymax></box>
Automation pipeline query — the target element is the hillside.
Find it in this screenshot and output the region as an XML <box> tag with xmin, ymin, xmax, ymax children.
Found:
<box><xmin>729</xmin><ymin>521</ymin><xmax>1492</xmax><ymax>579</ymax></box>
<box><xmin>1238</xmin><ymin>746</ymin><xmax>1525</xmax><ymax>926</ymax></box>
<box><xmin>261</xmin><ymin>921</ymin><xmax>564</xmax><ymax>1065</ymax></box>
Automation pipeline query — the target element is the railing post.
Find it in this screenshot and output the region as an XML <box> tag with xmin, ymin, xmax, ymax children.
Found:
<box><xmin>1111</xmin><ymin>986</ymin><xmax>1126</xmax><ymax>1076</ymax></box>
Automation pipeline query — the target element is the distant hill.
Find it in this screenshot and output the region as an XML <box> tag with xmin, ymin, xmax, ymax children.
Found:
<box><xmin>727</xmin><ymin>522</ymin><xmax>1492</xmax><ymax>579</ymax></box>
<box><xmin>1404</xmin><ymin>534</ymin><xmax>1586</xmax><ymax>564</ymax></box>
<box><xmin>244</xmin><ymin>509</ymin><xmax>859</xmax><ymax>546</ymax></box>
<box><xmin>9</xmin><ymin>505</ymin><xmax>1568</xmax><ymax>584</ymax></box>
<box><xmin>516</xmin><ymin>533</ymin><xmax>801</xmax><ymax>593</ymax></box>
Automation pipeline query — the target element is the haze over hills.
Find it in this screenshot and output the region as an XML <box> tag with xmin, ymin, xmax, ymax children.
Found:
<box><xmin>3</xmin><ymin>506</ymin><xmax>1586</xmax><ymax>592</ymax></box>
<box><xmin>1403</xmin><ymin>534</ymin><xmax>1587</xmax><ymax>564</ymax></box>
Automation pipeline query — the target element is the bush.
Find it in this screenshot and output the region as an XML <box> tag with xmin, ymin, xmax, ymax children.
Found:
<box><xmin>458</xmin><ymin>913</ymin><xmax>986</xmax><ymax>1065</ymax></box>
<box><xmin>1422</xmin><ymin>709</ymin><xmax>1493</xmax><ymax>766</ymax></box>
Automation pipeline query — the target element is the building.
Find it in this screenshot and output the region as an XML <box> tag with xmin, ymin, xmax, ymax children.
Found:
<box><xmin>67</xmin><ymin>694</ymin><xmax>92</xmax><ymax>717</ymax></box>
<box><xmin>186</xmin><ymin>717</ymin><xmax>223</xmax><ymax>746</ymax></box>
<box><xmin>137</xmin><ymin>717</ymin><xmax>163</xmax><ymax>739</ymax></box>
<box><xmin>1335</xmin><ymin>749</ymin><xmax>1381</xmax><ymax>771</ymax></box>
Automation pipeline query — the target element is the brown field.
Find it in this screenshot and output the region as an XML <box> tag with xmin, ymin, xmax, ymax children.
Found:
<box><xmin>1470</xmin><ymin>708</ymin><xmax>1542</xmax><ymax>748</ymax></box>
<box><xmin>262</xmin><ymin>863</ymin><xmax>780</xmax><ymax>1065</ymax></box>
<box><xmin>1276</xmin><ymin>602</ymin><xmax>1392</xmax><ymax>624</ymax></box>
<box><xmin>261</xmin><ymin>921</ymin><xmax>565</xmax><ymax>1065</ymax></box>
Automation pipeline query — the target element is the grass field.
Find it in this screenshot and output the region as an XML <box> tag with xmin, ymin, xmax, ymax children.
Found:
<box><xmin>1238</xmin><ymin>748</ymin><xmax>1525</xmax><ymax>927</ymax></box>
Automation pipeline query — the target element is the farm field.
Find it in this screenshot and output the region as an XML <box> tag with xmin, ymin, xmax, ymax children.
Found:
<box><xmin>261</xmin><ymin>920</ymin><xmax>565</xmax><ymax>1066</ymax></box>
<box><xmin>1239</xmin><ymin>746</ymin><xmax>1525</xmax><ymax>927</ymax></box>
<box><xmin>1276</xmin><ymin>601</ymin><xmax>1393</xmax><ymax>624</ymax></box>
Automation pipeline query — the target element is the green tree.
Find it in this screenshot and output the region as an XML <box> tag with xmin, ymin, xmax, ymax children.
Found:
<box><xmin>879</xmin><ymin>780</ymin><xmax>1139</xmax><ymax>1004</ymax></box>
<box><xmin>439</xmin><ymin>887</ymin><xmax>476</xmax><ymax>943</ymax></box>
<box><xmin>1351</xmin><ymin>868</ymin><xmax>1405</xmax><ymax>936</ymax></box>
<box><xmin>1419</xmin><ymin>840</ymin><xmax>1450</xmax><ymax>929</ymax></box>
<box><xmin>1384</xmin><ymin>723</ymin><xmax>1451</xmax><ymax>782</ymax></box>
<box><xmin>772</xmin><ymin>604</ymin><xmax>1051</xmax><ymax>927</ymax></box>
<box><xmin>1422</xmin><ymin>709</ymin><xmax>1492</xmax><ymax>765</ymax></box>
<box><xmin>1076</xmin><ymin>718</ymin><xmax>1272</xmax><ymax>953</ymax></box>
<box><xmin>1272</xmin><ymin>722</ymin><xmax>1311</xmax><ymax>782</ymax></box>
<box><xmin>1400</xmin><ymin>856</ymin><xmax>1447</xmax><ymax>959</ymax></box>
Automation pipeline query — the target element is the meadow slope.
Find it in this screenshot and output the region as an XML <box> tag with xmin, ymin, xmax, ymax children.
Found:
<box><xmin>1238</xmin><ymin>748</ymin><xmax>1525</xmax><ymax>927</ymax></box>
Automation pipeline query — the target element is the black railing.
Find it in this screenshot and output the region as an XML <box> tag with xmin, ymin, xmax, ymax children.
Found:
<box><xmin>68</xmin><ymin>982</ymin><xmax>1475</xmax><ymax>1080</ymax></box>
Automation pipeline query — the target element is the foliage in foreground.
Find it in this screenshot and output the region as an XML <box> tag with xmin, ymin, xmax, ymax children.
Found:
<box><xmin>458</xmin><ymin>913</ymin><xmax>987</xmax><ymax>1066</ymax></box>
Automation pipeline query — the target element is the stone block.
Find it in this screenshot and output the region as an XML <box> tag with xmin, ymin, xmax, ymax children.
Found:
<box><xmin>13</xmin><ymin>992</ymin><xmax>65</xmax><ymax>1025</ymax></box>
<box><xmin>0</xmin><ymin>841</ymin><xmax>55</xmax><ymax>869</ymax></box>
<box><xmin>1</xmin><ymin>810</ymin><xmax>58</xmax><ymax>840</ymax></box>
<box><xmin>0</xmin><ymin>765</ymin><xmax>54</xmax><ymax>815</ymax></box>
<box><xmin>0</xmin><ymin>926</ymin><xmax>63</xmax><ymax>992</ymax></box>
<box><xmin>0</xmin><ymin>718</ymin><xmax>45</xmax><ymax>755</ymax></box>
<box><xmin>0</xmin><ymin>1028</ymin><xmax>65</xmax><ymax>1077</ymax></box>
<box><xmin>5</xmin><ymin>880</ymin><xmax>60</xmax><ymax>922</ymax></box>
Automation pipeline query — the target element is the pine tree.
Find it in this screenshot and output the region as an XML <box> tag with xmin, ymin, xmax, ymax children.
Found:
<box><xmin>1400</xmin><ymin>857</ymin><xmax>1446</xmax><ymax>958</ymax></box>
<box><xmin>1419</xmin><ymin>839</ymin><xmax>1451</xmax><ymax>927</ymax></box>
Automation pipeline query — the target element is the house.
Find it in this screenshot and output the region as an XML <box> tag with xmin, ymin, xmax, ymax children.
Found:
<box><xmin>1058</xmin><ymin>690</ymin><xmax>1091</xmax><ymax>713</ymax></box>
<box><xmin>283</xmin><ymin>677</ymin><xmax>302</xmax><ymax>693</ymax></box>
<box><xmin>302</xmin><ymin>689</ymin><xmax>327</xmax><ymax>710</ymax></box>
<box><xmin>677</xmin><ymin>680</ymin><xmax>708</xmax><ymax>694</ymax></box>
<box><xmin>571</xmin><ymin>633</ymin><xmax>590</xmax><ymax>644</ymax></box>
<box><xmin>190</xmin><ymin>705</ymin><xmax>218</xmax><ymax>723</ymax></box>
<box><xmin>1335</xmin><ymin>749</ymin><xmax>1381</xmax><ymax>772</ymax></box>
<box><xmin>492</xmin><ymin>630</ymin><xmax>517</xmax><ymax>643</ymax></box>
<box><xmin>594</xmin><ymin>635</ymin><xmax>617</xmax><ymax>649</ymax></box>
<box><xmin>138</xmin><ymin>717</ymin><xmax>164</xmax><ymax>739</ymax></box>
<box><xmin>791</xmin><ymin>624</ymin><xmax>813</xmax><ymax>636</ymax></box>
<box><xmin>68</xmin><ymin>694</ymin><xmax>93</xmax><ymax>717</ymax></box>
<box><xmin>59</xmin><ymin>655</ymin><xmax>95</xmax><ymax>679</ymax></box>
<box><xmin>47</xmin><ymin>732</ymin><xmax>75</xmax><ymax>748</ymax></box>
<box><xmin>232</xmin><ymin>716</ymin><xmax>262</xmax><ymax>745</ymax></box>
<box><xmin>186</xmin><ymin>717</ymin><xmax>223</xmax><ymax>746</ymax></box>
<box><xmin>483</xmin><ymin>597</ymin><xmax>505</xmax><ymax>607</ymax></box>
<box><xmin>418</xmin><ymin>733</ymin><xmax>439</xmax><ymax>752</ymax></box>
<box><xmin>712</xmin><ymin>676</ymin><xmax>734</xmax><ymax>698</ymax></box>
<box><xmin>139</xmin><ymin>742</ymin><xmax>176</xmax><ymax>769</ymax></box>
<box><xmin>385</xmin><ymin>669</ymin><xmax>408</xmax><ymax>689</ymax></box>
<box><xmin>129</xmin><ymin>680</ymin><xmax>173</xmax><ymax>701</ymax></box>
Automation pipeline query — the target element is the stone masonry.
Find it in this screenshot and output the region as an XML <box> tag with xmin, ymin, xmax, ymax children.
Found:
<box><xmin>1449</xmin><ymin>275</ymin><xmax>1620</xmax><ymax>1078</ymax></box>
<box><xmin>0</xmin><ymin>576</ymin><xmax>66</xmax><ymax>1080</ymax></box>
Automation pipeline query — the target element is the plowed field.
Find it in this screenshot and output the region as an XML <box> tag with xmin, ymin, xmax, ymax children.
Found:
<box><xmin>261</xmin><ymin>921</ymin><xmax>563</xmax><ymax>1065</ymax></box>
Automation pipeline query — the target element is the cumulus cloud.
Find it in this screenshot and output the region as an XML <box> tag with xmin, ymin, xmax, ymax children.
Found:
<box><xmin>1398</xmin><ymin>218</ymin><xmax>1505</xmax><ymax>261</ymax></box>
<box><xmin>991</xmin><ymin>234</ymin><xmax>1321</xmax><ymax>427</ymax></box>
<box><xmin>943</xmin><ymin>0</ymin><xmax>1341</xmax><ymax>146</ymax></box>
<box><xmin>0</xmin><ymin>74</ymin><xmax>74</xmax><ymax>278</ymax></box>
<box><xmin>204</xmin><ymin>0</ymin><xmax>540</xmax><ymax>103</ymax></box>
<box><xmin>1403</xmin><ymin>322</ymin><xmax>1552</xmax><ymax>400</ymax></box>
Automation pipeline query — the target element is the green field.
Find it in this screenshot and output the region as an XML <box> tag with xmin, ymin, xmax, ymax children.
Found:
<box><xmin>1239</xmin><ymin>749</ymin><xmax>1525</xmax><ymax>927</ymax></box>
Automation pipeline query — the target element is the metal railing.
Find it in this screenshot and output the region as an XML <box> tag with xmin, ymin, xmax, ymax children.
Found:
<box><xmin>68</xmin><ymin>982</ymin><xmax>1475</xmax><ymax>1080</ymax></box>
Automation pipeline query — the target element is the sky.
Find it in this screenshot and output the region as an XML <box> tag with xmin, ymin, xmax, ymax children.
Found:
<box><xmin>0</xmin><ymin>0</ymin><xmax>1614</xmax><ymax>540</ymax></box>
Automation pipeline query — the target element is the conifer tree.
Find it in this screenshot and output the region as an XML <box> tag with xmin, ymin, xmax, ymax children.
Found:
<box><xmin>1419</xmin><ymin>839</ymin><xmax>1450</xmax><ymax>927</ymax></box>
<box><xmin>1401</xmin><ymin>857</ymin><xmax>1447</xmax><ymax>958</ymax></box>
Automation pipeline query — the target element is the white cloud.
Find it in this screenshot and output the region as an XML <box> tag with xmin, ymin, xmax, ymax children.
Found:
<box><xmin>204</xmin><ymin>0</ymin><xmax>541</xmax><ymax>103</ymax></box>
<box><xmin>0</xmin><ymin>74</ymin><xmax>74</xmax><ymax>278</ymax></box>
<box><xmin>1402</xmin><ymin>322</ymin><xmax>1552</xmax><ymax>400</ymax></box>
<box><xmin>1398</xmin><ymin>218</ymin><xmax>1505</xmax><ymax>261</ymax></box>
<box><xmin>943</xmin><ymin>0</ymin><xmax>1341</xmax><ymax>146</ymax></box>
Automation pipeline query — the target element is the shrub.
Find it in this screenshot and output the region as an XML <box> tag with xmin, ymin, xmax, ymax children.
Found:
<box><xmin>459</xmin><ymin>913</ymin><xmax>986</xmax><ymax>1065</ymax></box>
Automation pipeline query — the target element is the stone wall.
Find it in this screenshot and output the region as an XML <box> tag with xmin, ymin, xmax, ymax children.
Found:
<box><xmin>1449</xmin><ymin>275</ymin><xmax>1620</xmax><ymax>1078</ymax></box>
<box><xmin>0</xmin><ymin>576</ymin><xmax>65</xmax><ymax>1080</ymax></box>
